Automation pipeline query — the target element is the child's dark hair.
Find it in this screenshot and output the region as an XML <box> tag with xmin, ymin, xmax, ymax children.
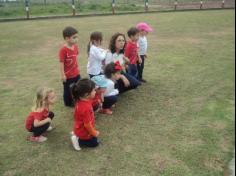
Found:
<box><xmin>109</xmin><ymin>33</ymin><xmax>126</xmax><ymax>54</ymax></box>
<box><xmin>87</xmin><ymin>31</ymin><xmax>103</xmax><ymax>55</ymax></box>
<box><xmin>71</xmin><ymin>78</ymin><xmax>95</xmax><ymax>100</ymax></box>
<box><xmin>104</xmin><ymin>63</ymin><xmax>118</xmax><ymax>79</ymax></box>
<box><xmin>127</xmin><ymin>27</ymin><xmax>139</xmax><ymax>38</ymax></box>
<box><xmin>63</xmin><ymin>26</ymin><xmax>78</xmax><ymax>39</ymax></box>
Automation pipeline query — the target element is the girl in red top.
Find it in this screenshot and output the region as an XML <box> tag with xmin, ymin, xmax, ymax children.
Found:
<box><xmin>70</xmin><ymin>79</ymin><xmax>100</xmax><ymax>150</ymax></box>
<box><xmin>25</xmin><ymin>87</ymin><xmax>56</xmax><ymax>142</ymax></box>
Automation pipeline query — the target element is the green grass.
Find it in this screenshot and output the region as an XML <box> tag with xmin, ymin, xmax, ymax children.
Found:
<box><xmin>0</xmin><ymin>10</ymin><xmax>235</xmax><ymax>176</ymax></box>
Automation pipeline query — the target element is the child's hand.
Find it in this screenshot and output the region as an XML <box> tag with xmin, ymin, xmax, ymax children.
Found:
<box><xmin>47</xmin><ymin>118</ymin><xmax>52</xmax><ymax>123</ymax></box>
<box><xmin>138</xmin><ymin>58</ymin><xmax>142</xmax><ymax>64</ymax></box>
<box><xmin>144</xmin><ymin>54</ymin><xmax>148</xmax><ymax>59</ymax></box>
<box><xmin>123</xmin><ymin>56</ymin><xmax>130</xmax><ymax>64</ymax></box>
<box><xmin>123</xmin><ymin>78</ymin><xmax>130</xmax><ymax>87</ymax></box>
<box><xmin>96</xmin><ymin>130</ymin><xmax>100</xmax><ymax>137</ymax></box>
<box><xmin>61</xmin><ymin>75</ymin><xmax>66</xmax><ymax>82</ymax></box>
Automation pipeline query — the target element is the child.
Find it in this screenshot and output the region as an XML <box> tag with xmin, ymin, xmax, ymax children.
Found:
<box><xmin>70</xmin><ymin>79</ymin><xmax>100</xmax><ymax>150</ymax></box>
<box><xmin>101</xmin><ymin>61</ymin><xmax>122</xmax><ymax>115</ymax></box>
<box><xmin>136</xmin><ymin>22</ymin><xmax>153</xmax><ymax>83</ymax></box>
<box><xmin>25</xmin><ymin>87</ymin><xmax>56</xmax><ymax>142</ymax></box>
<box><xmin>124</xmin><ymin>27</ymin><xmax>142</xmax><ymax>79</ymax></box>
<box><xmin>91</xmin><ymin>62</ymin><xmax>121</xmax><ymax>115</ymax></box>
<box><xmin>87</xmin><ymin>31</ymin><xmax>108</xmax><ymax>78</ymax></box>
<box><xmin>59</xmin><ymin>26</ymin><xmax>80</xmax><ymax>107</ymax></box>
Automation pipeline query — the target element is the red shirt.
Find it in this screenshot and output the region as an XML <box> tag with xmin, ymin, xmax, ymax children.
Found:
<box><xmin>125</xmin><ymin>41</ymin><xmax>138</xmax><ymax>65</ymax></box>
<box><xmin>59</xmin><ymin>44</ymin><xmax>80</xmax><ymax>79</ymax></box>
<box><xmin>25</xmin><ymin>109</ymin><xmax>49</xmax><ymax>131</ymax></box>
<box><xmin>92</xmin><ymin>91</ymin><xmax>102</xmax><ymax>108</ymax></box>
<box><xmin>73</xmin><ymin>100</ymin><xmax>96</xmax><ymax>140</ymax></box>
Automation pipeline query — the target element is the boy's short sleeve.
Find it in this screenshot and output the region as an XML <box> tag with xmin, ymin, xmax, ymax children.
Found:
<box><xmin>59</xmin><ymin>47</ymin><xmax>66</xmax><ymax>63</ymax></box>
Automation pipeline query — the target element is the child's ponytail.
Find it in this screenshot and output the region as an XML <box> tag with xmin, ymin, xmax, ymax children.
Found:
<box><xmin>87</xmin><ymin>31</ymin><xmax>103</xmax><ymax>56</ymax></box>
<box><xmin>71</xmin><ymin>82</ymin><xmax>79</xmax><ymax>100</ymax></box>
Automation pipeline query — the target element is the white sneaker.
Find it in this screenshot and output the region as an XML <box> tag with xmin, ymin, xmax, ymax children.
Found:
<box><xmin>71</xmin><ymin>135</ymin><xmax>81</xmax><ymax>151</ymax></box>
<box><xmin>47</xmin><ymin>126</ymin><xmax>53</xmax><ymax>132</ymax></box>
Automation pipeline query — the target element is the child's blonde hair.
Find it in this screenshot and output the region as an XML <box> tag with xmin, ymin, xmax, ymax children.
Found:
<box><xmin>32</xmin><ymin>87</ymin><xmax>54</xmax><ymax>111</ymax></box>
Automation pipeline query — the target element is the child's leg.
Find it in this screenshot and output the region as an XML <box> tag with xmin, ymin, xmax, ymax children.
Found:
<box><xmin>63</xmin><ymin>75</ymin><xmax>80</xmax><ymax>107</ymax></box>
<box><xmin>123</xmin><ymin>72</ymin><xmax>141</xmax><ymax>89</ymax></box>
<box><xmin>78</xmin><ymin>137</ymin><xmax>99</xmax><ymax>148</ymax></box>
<box><xmin>103</xmin><ymin>96</ymin><xmax>118</xmax><ymax>109</ymax></box>
<box><xmin>115</xmin><ymin>79</ymin><xmax>126</xmax><ymax>94</ymax></box>
<box><xmin>63</xmin><ymin>79</ymin><xmax>73</xmax><ymax>107</ymax></box>
<box><xmin>31</xmin><ymin>123</ymin><xmax>50</xmax><ymax>137</ymax></box>
<box><xmin>128</xmin><ymin>64</ymin><xmax>138</xmax><ymax>79</ymax></box>
<box><xmin>115</xmin><ymin>74</ymin><xmax>140</xmax><ymax>94</ymax></box>
<box><xmin>137</xmin><ymin>55</ymin><xmax>145</xmax><ymax>80</ymax></box>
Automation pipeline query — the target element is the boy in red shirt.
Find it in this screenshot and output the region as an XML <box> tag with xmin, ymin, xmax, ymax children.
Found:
<box><xmin>125</xmin><ymin>27</ymin><xmax>142</xmax><ymax>79</ymax></box>
<box><xmin>59</xmin><ymin>26</ymin><xmax>80</xmax><ymax>107</ymax></box>
<box><xmin>70</xmin><ymin>79</ymin><xmax>100</xmax><ymax>150</ymax></box>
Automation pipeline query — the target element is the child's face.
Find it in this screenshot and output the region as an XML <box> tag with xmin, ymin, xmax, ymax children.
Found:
<box><xmin>115</xmin><ymin>35</ymin><xmax>125</xmax><ymax>51</ymax></box>
<box><xmin>130</xmin><ymin>33</ymin><xmax>139</xmax><ymax>42</ymax></box>
<box><xmin>66</xmin><ymin>34</ymin><xmax>79</xmax><ymax>45</ymax></box>
<box><xmin>112</xmin><ymin>72</ymin><xmax>121</xmax><ymax>80</ymax></box>
<box><xmin>88</xmin><ymin>88</ymin><xmax>96</xmax><ymax>99</ymax></box>
<box><xmin>140</xmin><ymin>30</ymin><xmax>148</xmax><ymax>36</ymax></box>
<box><xmin>47</xmin><ymin>91</ymin><xmax>56</xmax><ymax>105</ymax></box>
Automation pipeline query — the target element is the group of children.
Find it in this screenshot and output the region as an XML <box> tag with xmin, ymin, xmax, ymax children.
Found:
<box><xmin>25</xmin><ymin>22</ymin><xmax>153</xmax><ymax>150</ymax></box>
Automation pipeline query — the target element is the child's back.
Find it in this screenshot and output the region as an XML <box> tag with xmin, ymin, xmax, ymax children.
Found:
<box><xmin>87</xmin><ymin>44</ymin><xmax>107</xmax><ymax>76</ymax></box>
<box><xmin>74</xmin><ymin>99</ymin><xmax>96</xmax><ymax>139</ymax></box>
<box><xmin>87</xmin><ymin>31</ymin><xmax>107</xmax><ymax>78</ymax></box>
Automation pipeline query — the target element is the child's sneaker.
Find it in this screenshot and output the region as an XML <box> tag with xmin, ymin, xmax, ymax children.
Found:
<box><xmin>99</xmin><ymin>108</ymin><xmax>113</xmax><ymax>115</ymax></box>
<box><xmin>47</xmin><ymin>126</ymin><xmax>54</xmax><ymax>132</ymax></box>
<box><xmin>71</xmin><ymin>135</ymin><xmax>81</xmax><ymax>151</ymax></box>
<box><xmin>29</xmin><ymin>135</ymin><xmax>47</xmax><ymax>142</ymax></box>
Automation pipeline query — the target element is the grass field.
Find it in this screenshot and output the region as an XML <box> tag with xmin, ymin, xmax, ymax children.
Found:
<box><xmin>0</xmin><ymin>9</ymin><xmax>235</xmax><ymax>176</ymax></box>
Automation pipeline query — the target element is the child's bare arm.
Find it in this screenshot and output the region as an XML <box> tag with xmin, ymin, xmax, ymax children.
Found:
<box><xmin>101</xmin><ymin>93</ymin><xmax>104</xmax><ymax>103</ymax></box>
<box><xmin>119</xmin><ymin>74</ymin><xmax>130</xmax><ymax>87</ymax></box>
<box><xmin>60</xmin><ymin>63</ymin><xmax>66</xmax><ymax>82</ymax></box>
<box><xmin>123</xmin><ymin>56</ymin><xmax>130</xmax><ymax>64</ymax></box>
<box><xmin>34</xmin><ymin>118</ymin><xmax>51</xmax><ymax>127</ymax></box>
